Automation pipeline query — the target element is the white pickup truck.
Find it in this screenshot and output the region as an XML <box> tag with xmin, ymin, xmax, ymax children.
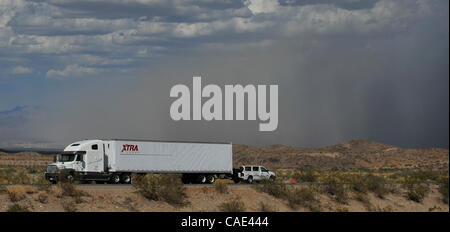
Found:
<box><xmin>233</xmin><ymin>165</ymin><xmax>276</xmax><ymax>183</ymax></box>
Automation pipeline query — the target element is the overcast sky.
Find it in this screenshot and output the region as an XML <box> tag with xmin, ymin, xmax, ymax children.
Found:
<box><xmin>0</xmin><ymin>0</ymin><xmax>448</xmax><ymax>149</ymax></box>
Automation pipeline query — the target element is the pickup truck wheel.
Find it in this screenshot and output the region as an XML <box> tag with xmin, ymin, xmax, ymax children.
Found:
<box><xmin>121</xmin><ymin>174</ymin><xmax>131</xmax><ymax>184</ymax></box>
<box><xmin>110</xmin><ymin>174</ymin><xmax>121</xmax><ymax>184</ymax></box>
<box><xmin>206</xmin><ymin>175</ymin><xmax>215</xmax><ymax>184</ymax></box>
<box><xmin>270</xmin><ymin>176</ymin><xmax>276</xmax><ymax>181</ymax></box>
<box><xmin>247</xmin><ymin>176</ymin><xmax>253</xmax><ymax>184</ymax></box>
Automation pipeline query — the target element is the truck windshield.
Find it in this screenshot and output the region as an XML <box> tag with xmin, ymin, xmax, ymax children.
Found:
<box><xmin>60</xmin><ymin>154</ymin><xmax>76</xmax><ymax>162</ymax></box>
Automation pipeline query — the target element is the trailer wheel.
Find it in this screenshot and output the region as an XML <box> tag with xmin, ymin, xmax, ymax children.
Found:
<box><xmin>196</xmin><ymin>174</ymin><xmax>206</xmax><ymax>184</ymax></box>
<box><xmin>121</xmin><ymin>174</ymin><xmax>131</xmax><ymax>184</ymax></box>
<box><xmin>110</xmin><ymin>173</ymin><xmax>121</xmax><ymax>184</ymax></box>
<box><xmin>206</xmin><ymin>175</ymin><xmax>215</xmax><ymax>184</ymax></box>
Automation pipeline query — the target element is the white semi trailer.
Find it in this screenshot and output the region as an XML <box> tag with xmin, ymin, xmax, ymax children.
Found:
<box><xmin>45</xmin><ymin>139</ymin><xmax>233</xmax><ymax>184</ymax></box>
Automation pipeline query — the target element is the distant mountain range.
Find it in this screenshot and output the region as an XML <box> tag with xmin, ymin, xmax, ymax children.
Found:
<box><xmin>0</xmin><ymin>147</ymin><xmax>62</xmax><ymax>155</ymax></box>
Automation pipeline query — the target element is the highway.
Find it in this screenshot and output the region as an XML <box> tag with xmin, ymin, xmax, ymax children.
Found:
<box><xmin>0</xmin><ymin>182</ymin><xmax>417</xmax><ymax>190</ymax></box>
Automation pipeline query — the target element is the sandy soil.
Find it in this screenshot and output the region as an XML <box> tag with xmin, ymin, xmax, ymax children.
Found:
<box><xmin>0</xmin><ymin>185</ymin><xmax>448</xmax><ymax>212</ymax></box>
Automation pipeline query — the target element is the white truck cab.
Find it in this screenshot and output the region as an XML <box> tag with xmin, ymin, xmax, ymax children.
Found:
<box><xmin>45</xmin><ymin>140</ymin><xmax>108</xmax><ymax>183</ymax></box>
<box><xmin>236</xmin><ymin>165</ymin><xmax>276</xmax><ymax>183</ymax></box>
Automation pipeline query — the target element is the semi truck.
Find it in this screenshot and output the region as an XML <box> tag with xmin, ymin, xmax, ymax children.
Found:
<box><xmin>45</xmin><ymin>139</ymin><xmax>234</xmax><ymax>184</ymax></box>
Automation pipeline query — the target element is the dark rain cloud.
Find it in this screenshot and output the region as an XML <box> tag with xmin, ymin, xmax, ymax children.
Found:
<box><xmin>0</xmin><ymin>0</ymin><xmax>448</xmax><ymax>149</ymax></box>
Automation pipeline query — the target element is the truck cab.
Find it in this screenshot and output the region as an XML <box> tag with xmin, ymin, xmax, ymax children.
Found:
<box><xmin>45</xmin><ymin>140</ymin><xmax>107</xmax><ymax>183</ymax></box>
<box><xmin>236</xmin><ymin>165</ymin><xmax>276</xmax><ymax>183</ymax></box>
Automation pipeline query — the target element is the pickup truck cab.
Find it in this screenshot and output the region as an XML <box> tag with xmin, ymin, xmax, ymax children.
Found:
<box><xmin>236</xmin><ymin>165</ymin><xmax>276</xmax><ymax>183</ymax></box>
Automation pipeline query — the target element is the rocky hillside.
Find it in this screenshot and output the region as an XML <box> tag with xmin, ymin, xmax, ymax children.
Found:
<box><xmin>233</xmin><ymin>140</ymin><xmax>449</xmax><ymax>170</ymax></box>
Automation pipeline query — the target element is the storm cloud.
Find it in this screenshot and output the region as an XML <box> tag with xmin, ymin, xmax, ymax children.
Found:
<box><xmin>0</xmin><ymin>0</ymin><xmax>448</xmax><ymax>149</ymax></box>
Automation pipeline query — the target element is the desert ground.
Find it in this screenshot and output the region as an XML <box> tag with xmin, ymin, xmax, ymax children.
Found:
<box><xmin>0</xmin><ymin>183</ymin><xmax>448</xmax><ymax>212</ymax></box>
<box><xmin>0</xmin><ymin>140</ymin><xmax>448</xmax><ymax>212</ymax></box>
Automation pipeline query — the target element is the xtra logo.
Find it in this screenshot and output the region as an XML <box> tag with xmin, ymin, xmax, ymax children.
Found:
<box><xmin>121</xmin><ymin>144</ymin><xmax>139</xmax><ymax>152</ymax></box>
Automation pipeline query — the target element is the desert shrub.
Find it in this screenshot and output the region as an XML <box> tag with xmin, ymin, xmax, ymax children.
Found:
<box><xmin>274</xmin><ymin>169</ymin><xmax>289</xmax><ymax>181</ymax></box>
<box><xmin>59</xmin><ymin>182</ymin><xmax>77</xmax><ymax>196</ymax></box>
<box><xmin>6</xmin><ymin>185</ymin><xmax>26</xmax><ymax>202</ymax></box>
<box><xmin>408</xmin><ymin>170</ymin><xmax>440</xmax><ymax>182</ymax></box>
<box><xmin>350</xmin><ymin>177</ymin><xmax>368</xmax><ymax>193</ymax></box>
<box><xmin>34</xmin><ymin>175</ymin><xmax>52</xmax><ymax>191</ymax></box>
<box><xmin>37</xmin><ymin>193</ymin><xmax>48</xmax><ymax>204</ymax></box>
<box><xmin>24</xmin><ymin>186</ymin><xmax>34</xmax><ymax>194</ymax></box>
<box><xmin>334</xmin><ymin>172</ymin><xmax>357</xmax><ymax>183</ymax></box>
<box><xmin>27</xmin><ymin>167</ymin><xmax>40</xmax><ymax>174</ymax></box>
<box><xmin>323</xmin><ymin>179</ymin><xmax>348</xmax><ymax>204</ymax></box>
<box><xmin>293</xmin><ymin>167</ymin><xmax>317</xmax><ymax>182</ymax></box>
<box><xmin>335</xmin><ymin>206</ymin><xmax>349</xmax><ymax>212</ymax></box>
<box><xmin>255</xmin><ymin>180</ymin><xmax>320</xmax><ymax>211</ymax></box>
<box><xmin>74</xmin><ymin>194</ymin><xmax>84</xmax><ymax>204</ymax></box>
<box><xmin>7</xmin><ymin>203</ymin><xmax>30</xmax><ymax>212</ymax></box>
<box><xmin>218</xmin><ymin>199</ymin><xmax>246</xmax><ymax>212</ymax></box>
<box><xmin>406</xmin><ymin>184</ymin><xmax>429</xmax><ymax>203</ymax></box>
<box><xmin>287</xmin><ymin>187</ymin><xmax>320</xmax><ymax>211</ymax></box>
<box><xmin>122</xmin><ymin>197</ymin><xmax>138</xmax><ymax>212</ymax></box>
<box><xmin>354</xmin><ymin>192</ymin><xmax>372</xmax><ymax>211</ymax></box>
<box><xmin>201</xmin><ymin>186</ymin><xmax>210</xmax><ymax>194</ymax></box>
<box><xmin>254</xmin><ymin>179</ymin><xmax>288</xmax><ymax>199</ymax></box>
<box><xmin>259</xmin><ymin>201</ymin><xmax>276</xmax><ymax>212</ymax></box>
<box><xmin>0</xmin><ymin>170</ymin><xmax>7</xmax><ymax>184</ymax></box>
<box><xmin>214</xmin><ymin>181</ymin><xmax>229</xmax><ymax>194</ymax></box>
<box><xmin>386</xmin><ymin>183</ymin><xmax>400</xmax><ymax>195</ymax></box>
<box><xmin>365</xmin><ymin>175</ymin><xmax>389</xmax><ymax>198</ymax></box>
<box><xmin>0</xmin><ymin>185</ymin><xmax>6</xmax><ymax>194</ymax></box>
<box><xmin>9</xmin><ymin>168</ymin><xmax>32</xmax><ymax>184</ymax></box>
<box><xmin>438</xmin><ymin>177</ymin><xmax>449</xmax><ymax>204</ymax></box>
<box><xmin>51</xmin><ymin>185</ymin><xmax>63</xmax><ymax>198</ymax></box>
<box><xmin>351</xmin><ymin>181</ymin><xmax>368</xmax><ymax>193</ymax></box>
<box><xmin>0</xmin><ymin>167</ymin><xmax>17</xmax><ymax>182</ymax></box>
<box><xmin>61</xmin><ymin>200</ymin><xmax>77</xmax><ymax>212</ymax></box>
<box><xmin>132</xmin><ymin>174</ymin><xmax>187</xmax><ymax>206</ymax></box>
<box><xmin>58</xmin><ymin>182</ymin><xmax>86</xmax><ymax>200</ymax></box>
<box><xmin>428</xmin><ymin>205</ymin><xmax>442</xmax><ymax>212</ymax></box>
